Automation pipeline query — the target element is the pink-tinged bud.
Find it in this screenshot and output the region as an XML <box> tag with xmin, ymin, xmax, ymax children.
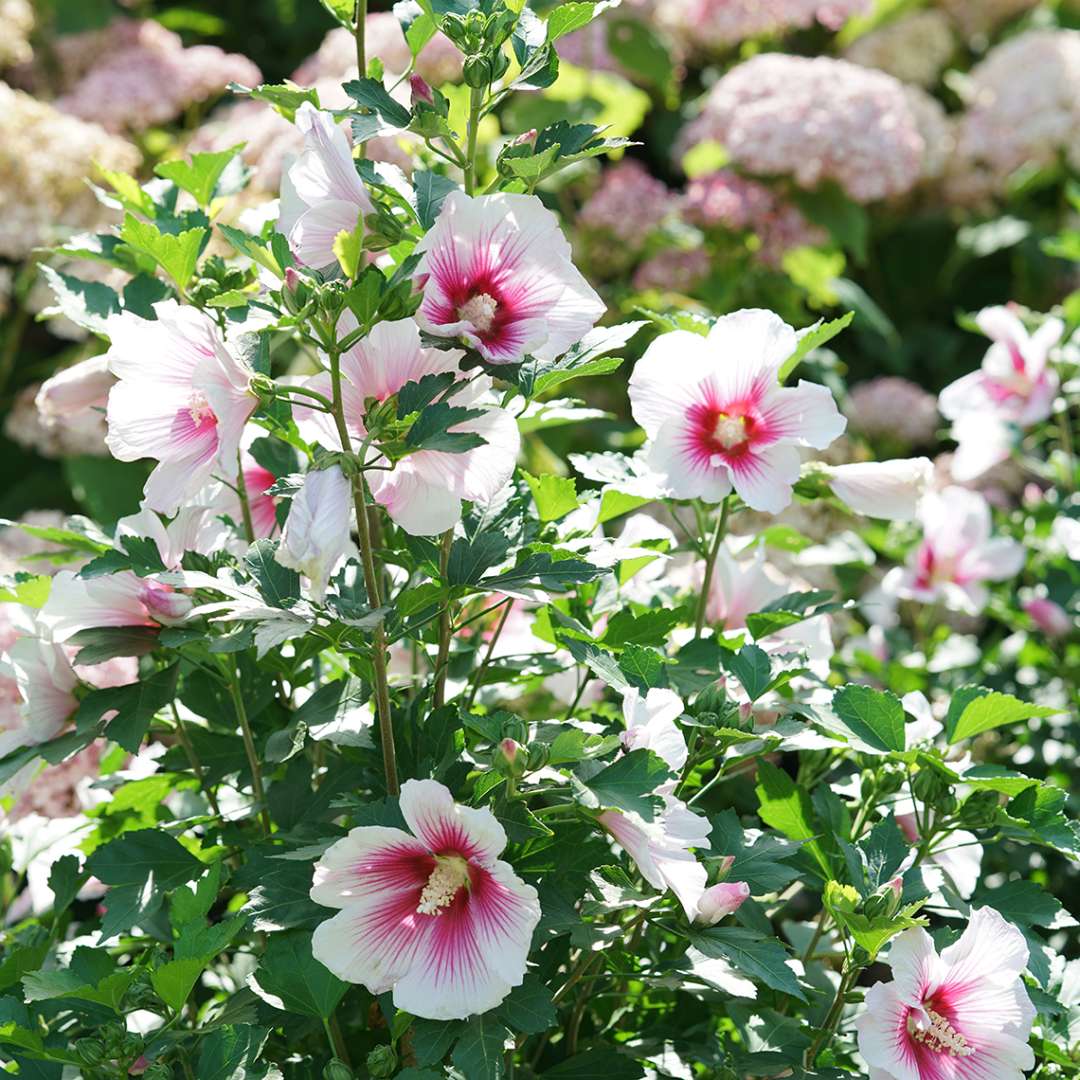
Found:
<box><xmin>715</xmin><ymin>854</ymin><xmax>735</xmax><ymax>878</ymax></box>
<box><xmin>495</xmin><ymin>737</ymin><xmax>526</xmax><ymax>779</ymax></box>
<box><xmin>1024</xmin><ymin>597</ymin><xmax>1071</xmax><ymax>639</ymax></box>
<box><xmin>499</xmin><ymin>737</ymin><xmax>519</xmax><ymax>764</ymax></box>
<box><xmin>129</xmin><ymin>1056</ymin><xmax>150</xmax><ymax>1076</ymax></box>
<box><xmin>511</xmin><ymin>128</ymin><xmax>538</xmax><ymax>148</ymax></box>
<box><xmin>139</xmin><ymin>580</ymin><xmax>193</xmax><ymax>623</ymax></box>
<box><xmin>694</xmin><ymin>881</ymin><xmax>750</xmax><ymax>925</ymax></box>
<box><xmin>409</xmin><ymin>73</ymin><xmax>434</xmax><ymax>106</ymax></box>
<box><xmin>738</xmin><ymin>701</ymin><xmax>753</xmax><ymax>725</ymax></box>
<box><xmin>1022</xmin><ymin>483</ymin><xmax>1044</xmax><ymax>509</ymax></box>
<box><xmin>284</xmin><ymin>266</ymin><xmax>301</xmax><ymax>292</ymax></box>
<box><xmin>886</xmin><ymin>876</ymin><xmax>903</xmax><ymax>900</ymax></box>
<box><xmin>36</xmin><ymin>355</ymin><xmax>115</xmax><ymax>419</ymax></box>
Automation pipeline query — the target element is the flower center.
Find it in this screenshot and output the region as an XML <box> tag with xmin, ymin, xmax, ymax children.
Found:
<box><xmin>458</xmin><ymin>293</ymin><xmax>499</xmax><ymax>334</ymax></box>
<box><xmin>188</xmin><ymin>391</ymin><xmax>217</xmax><ymax>429</ymax></box>
<box><xmin>907</xmin><ymin>1007</ymin><xmax>973</xmax><ymax>1057</ymax></box>
<box><xmin>712</xmin><ymin>413</ymin><xmax>748</xmax><ymax>449</ymax></box>
<box><xmin>416</xmin><ymin>854</ymin><xmax>470</xmax><ymax>915</ymax></box>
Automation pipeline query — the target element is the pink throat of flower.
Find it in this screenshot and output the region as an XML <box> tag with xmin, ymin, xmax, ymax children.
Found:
<box><xmin>416</xmin><ymin>853</ymin><xmax>470</xmax><ymax>915</ymax></box>
<box><xmin>907</xmin><ymin>1004</ymin><xmax>973</xmax><ymax>1058</ymax></box>
<box><xmin>458</xmin><ymin>293</ymin><xmax>499</xmax><ymax>334</ymax></box>
<box><xmin>187</xmin><ymin>390</ymin><xmax>218</xmax><ymax>429</ymax></box>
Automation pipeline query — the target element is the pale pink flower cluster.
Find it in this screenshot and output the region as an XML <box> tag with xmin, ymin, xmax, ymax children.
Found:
<box><xmin>4</xmin><ymin>382</ymin><xmax>109</xmax><ymax>459</ymax></box>
<box><xmin>946</xmin><ymin>29</ymin><xmax>1080</xmax><ymax>204</ymax></box>
<box><xmin>0</xmin><ymin>81</ymin><xmax>138</xmax><ymax>259</ymax></box>
<box><xmin>654</xmin><ymin>0</ymin><xmax>870</xmax><ymax>52</ymax></box>
<box><xmin>677</xmin><ymin>55</ymin><xmax>930</xmax><ymax>203</ymax></box>
<box><xmin>938</xmin><ymin>0</ymin><xmax>1040</xmax><ymax>38</ymax></box>
<box><xmin>683</xmin><ymin>170</ymin><xmax>827</xmax><ymax>268</ymax></box>
<box><xmin>844</xmin><ymin>10</ymin><xmax>955</xmax><ymax>88</ymax></box>
<box><xmin>55</xmin><ymin>19</ymin><xmax>260</xmax><ymax>133</ymax></box>
<box><xmin>846</xmin><ymin>377</ymin><xmax>940</xmax><ymax>447</ymax></box>
<box><xmin>0</xmin><ymin>0</ymin><xmax>34</xmax><ymax>68</ymax></box>
<box><xmin>579</xmin><ymin>160</ymin><xmax>673</xmax><ymax>249</ymax></box>
<box><xmin>632</xmin><ymin>248</ymin><xmax>710</xmax><ymax>293</ymax></box>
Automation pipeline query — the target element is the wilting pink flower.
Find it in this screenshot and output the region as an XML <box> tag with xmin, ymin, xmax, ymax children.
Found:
<box><xmin>414</xmin><ymin>191</ymin><xmax>605</xmax><ymax>364</ymax></box>
<box><xmin>599</xmin><ymin>796</ymin><xmax>710</xmax><ymax>918</ymax></box>
<box><xmin>295</xmin><ymin>318</ymin><xmax>519</xmax><ymax>536</ymax></box>
<box><xmin>882</xmin><ymin>487</ymin><xmax>1025</xmax><ymax>614</ymax></box>
<box><xmin>104</xmin><ymin>301</ymin><xmax>258</xmax><ymax>515</ymax></box>
<box><xmin>694</xmin><ymin>881</ymin><xmax>750</xmax><ymax>925</ymax></box>
<box><xmin>856</xmin><ymin>907</ymin><xmax>1035</xmax><ymax>1080</ymax></box>
<box><xmin>275</xmin><ymin>466</ymin><xmax>354</xmax><ymax>601</ymax></box>
<box><xmin>278</xmin><ymin>103</ymin><xmax>373</xmax><ymax>269</ymax></box>
<box><xmin>36</xmin><ymin>355</ymin><xmax>115</xmax><ymax>420</ymax></box>
<box><xmin>628</xmin><ymin>309</ymin><xmax>846</xmax><ymax>513</ymax></box>
<box><xmin>620</xmin><ymin>687</ymin><xmax>688</xmax><ymax>774</ymax></box>
<box><xmin>1023</xmin><ymin>597</ymin><xmax>1071</xmax><ymax>639</ymax></box>
<box><xmin>310</xmin><ymin>778</ymin><xmax>540</xmax><ymax>1020</ymax></box>
<box><xmin>939</xmin><ymin>307</ymin><xmax>1064</xmax><ymax>481</ymax></box>
<box><xmin>39</xmin><ymin>570</ymin><xmax>191</xmax><ymax>643</ymax></box>
<box><xmin>826</xmin><ymin>458</ymin><xmax>933</xmax><ymax>521</ymax></box>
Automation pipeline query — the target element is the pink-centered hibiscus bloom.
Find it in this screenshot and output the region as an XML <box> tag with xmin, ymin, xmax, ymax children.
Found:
<box><xmin>104</xmin><ymin>301</ymin><xmax>259</xmax><ymax>515</ymax></box>
<box><xmin>882</xmin><ymin>487</ymin><xmax>1025</xmax><ymax>615</ymax></box>
<box><xmin>278</xmin><ymin>102</ymin><xmax>374</xmax><ymax>269</ymax></box>
<box><xmin>310</xmin><ymin>778</ymin><xmax>540</xmax><ymax>1020</ymax></box>
<box><xmin>39</xmin><ymin>570</ymin><xmax>191</xmax><ymax>643</ymax></box>
<box><xmin>295</xmin><ymin>318</ymin><xmax>520</xmax><ymax>535</ymax></box>
<box><xmin>628</xmin><ymin>310</ymin><xmax>846</xmax><ymax>513</ymax></box>
<box><xmin>414</xmin><ymin>191</ymin><xmax>605</xmax><ymax>364</ymax></box>
<box><xmin>856</xmin><ymin>907</ymin><xmax>1035</xmax><ymax>1080</ymax></box>
<box><xmin>939</xmin><ymin>306</ymin><xmax>1064</xmax><ymax>481</ymax></box>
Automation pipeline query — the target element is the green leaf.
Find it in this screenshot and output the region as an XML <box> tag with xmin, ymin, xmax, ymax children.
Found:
<box><xmin>120</xmin><ymin>215</ymin><xmax>206</xmax><ymax>291</ymax></box>
<box><xmin>405</xmin><ymin>402</ymin><xmax>486</xmax><ymax>454</ymax></box>
<box><xmin>976</xmin><ymin>879</ymin><xmax>1063</xmax><ymax>929</ymax></box>
<box><xmin>617</xmin><ymin>643</ymin><xmax>666</xmax><ymax>691</ymax></box>
<box><xmin>543</xmin><ymin>1049</ymin><xmax>645</xmax><ymax>1080</ymax></box>
<box><xmin>823</xmin><ymin>881</ymin><xmax>926</xmax><ymax>959</ymax></box>
<box><xmin>68</xmin><ymin>625</ymin><xmax>160</xmax><ymax>666</ymax></box>
<box><xmin>831</xmin><ymin>685</ymin><xmax>906</xmax><ymax>753</ymax></box>
<box><xmin>196</xmin><ymin>1025</ymin><xmax>271</xmax><ymax>1080</ymax></box>
<box><xmin>248</xmin><ymin>931</ymin><xmax>348</xmax><ymax>1018</ymax></box>
<box><xmin>344</xmin><ymin>77</ymin><xmax>413</xmax><ymax>141</ymax></box>
<box><xmin>777</xmin><ymin>313</ymin><xmax>854</xmax><ymax>384</ymax></box>
<box><xmin>517</xmin><ymin>322</ymin><xmax>645</xmax><ymax>398</ymax></box>
<box><xmin>86</xmin><ymin>828</ymin><xmax>201</xmax><ymax>890</ymax></box>
<box><xmin>689</xmin><ymin>927</ymin><xmax>806</xmax><ymax>1001</ymax></box>
<box><xmin>47</xmin><ymin>855</ymin><xmax>90</xmax><ymax>916</ymax></box>
<box><xmin>793</xmin><ymin>183</ymin><xmax>869</xmax><ymax>263</ymax></box>
<box><xmin>317</xmin><ymin>0</ymin><xmax>354</xmax><ymax>28</ymax></box>
<box><xmin>547</xmin><ymin>2</ymin><xmax>597</xmax><ymax>40</ymax></box>
<box><xmin>584</xmin><ymin>749</ymin><xmax>672</xmax><ymax>821</ymax></box>
<box><xmin>411</xmin><ymin>1018</ymin><xmax>466</xmax><ymax>1066</ymax></box>
<box><xmin>451</xmin><ymin>1014</ymin><xmax>509</xmax><ymax>1080</ymax></box>
<box><xmin>709</xmin><ymin>810</ymin><xmax>801</xmax><ymax>894</ymax></box>
<box><xmin>37</xmin><ymin>265</ymin><xmax>121</xmax><ymax>336</ymax></box>
<box><xmin>605</xmin><ymin>16</ymin><xmax>673</xmax><ymax>92</ymax></box>
<box><xmin>151</xmin><ymin>958</ymin><xmax>206</xmax><ymax>1012</ymax></box>
<box><xmin>171</xmin><ymin>862</ymin><xmax>223</xmax><ymax>927</ymax></box>
<box><xmin>230</xmin><ymin>80</ymin><xmax>319</xmax><ymax>121</ymax></box>
<box><xmin>75</xmin><ymin>664</ymin><xmax>179</xmax><ymax>753</ymax></box>
<box><xmin>602</xmin><ymin>608</ymin><xmax>684</xmax><ymax>649</ymax></box>
<box><xmin>482</xmin><ymin>551</ymin><xmax>605</xmax><ymax>595</ymax></box>
<box><xmin>218</xmin><ymin>223</ymin><xmax>285</xmax><ymax>278</ymax></box>
<box><xmin>413</xmin><ymin>171</ymin><xmax>459</xmax><ymax>229</ymax></box>
<box><xmin>397</xmin><ymin>371</ymin><xmax>457</xmax><ymax>417</ymax></box>
<box><xmin>155</xmin><ymin>145</ymin><xmax>245</xmax><ymax>207</ymax></box>
<box><xmin>945</xmin><ymin>688</ymin><xmax>1059</xmax><ymax>744</ymax></box>
<box><xmin>719</xmin><ymin>644</ymin><xmax>772</xmax><ymax>702</ymax></box>
<box><xmin>524</xmin><ymin>472</ymin><xmax>579</xmax><ymax>522</ymax></box>
<box><xmin>755</xmin><ymin>760</ymin><xmax>833</xmax><ymax>878</ymax></box>
<box><xmin>496</xmin><ymin>975</ymin><xmax>557</xmax><ymax>1033</ymax></box>
<box><xmin>332</xmin><ymin>219</ymin><xmax>365</xmax><ymax>278</ymax></box>
<box><xmin>245</xmin><ymin>539</ymin><xmax>301</xmax><ymax>609</ymax></box>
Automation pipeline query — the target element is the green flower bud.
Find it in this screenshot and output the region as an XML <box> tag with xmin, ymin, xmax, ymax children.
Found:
<box><xmin>324</xmin><ymin>1058</ymin><xmax>354</xmax><ymax>1080</ymax></box>
<box><xmin>366</xmin><ymin>1044</ymin><xmax>398</xmax><ymax>1078</ymax></box>
<box><xmin>463</xmin><ymin>53</ymin><xmax>494</xmax><ymax>88</ymax></box>
<box><xmin>501</xmin><ymin>715</ymin><xmax>529</xmax><ymax>746</ymax></box>
<box><xmin>526</xmin><ymin>742</ymin><xmax>550</xmax><ymax>772</ymax></box>
<box><xmin>877</xmin><ymin>766</ymin><xmax>907</xmax><ymax>797</ymax></box>
<box><xmin>959</xmin><ymin>789</ymin><xmax>1001</xmax><ymax>829</ymax></box>
<box><xmin>911</xmin><ymin>767</ymin><xmax>950</xmax><ymax>805</ymax></box>
<box><xmin>694</xmin><ymin>678</ymin><xmax>728</xmax><ymax>716</ymax></box>
<box><xmin>75</xmin><ymin>1039</ymin><xmax>107</xmax><ymax>1066</ymax></box>
<box><xmin>494</xmin><ymin>738</ymin><xmax>526</xmax><ymax>779</ymax></box>
<box><xmin>851</xmin><ymin>945</ymin><xmax>872</xmax><ymax>968</ymax></box>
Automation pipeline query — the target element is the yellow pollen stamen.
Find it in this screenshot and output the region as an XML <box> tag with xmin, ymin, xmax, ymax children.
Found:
<box><xmin>416</xmin><ymin>854</ymin><xmax>470</xmax><ymax>916</ymax></box>
<box><xmin>713</xmin><ymin>413</ymin><xmax>748</xmax><ymax>449</ymax></box>
<box><xmin>458</xmin><ymin>293</ymin><xmax>498</xmax><ymax>334</ymax></box>
<box><xmin>907</xmin><ymin>1008</ymin><xmax>974</xmax><ymax>1058</ymax></box>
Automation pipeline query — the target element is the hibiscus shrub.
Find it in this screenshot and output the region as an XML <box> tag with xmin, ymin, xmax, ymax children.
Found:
<box><xmin>1</xmin><ymin>3</ymin><xmax>1079</xmax><ymax>1080</ymax></box>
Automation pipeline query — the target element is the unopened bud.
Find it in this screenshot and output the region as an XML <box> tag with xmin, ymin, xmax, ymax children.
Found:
<box><xmin>366</xmin><ymin>1045</ymin><xmax>397</xmax><ymax>1078</ymax></box>
<box><xmin>526</xmin><ymin>742</ymin><xmax>549</xmax><ymax>772</ymax></box>
<box><xmin>1024</xmin><ymin>597</ymin><xmax>1071</xmax><ymax>639</ymax></box>
<box><xmin>694</xmin><ymin>881</ymin><xmax>750</xmax><ymax>925</ymax></box>
<box><xmin>862</xmin><ymin>876</ymin><xmax>903</xmax><ymax>920</ymax></box>
<box><xmin>76</xmin><ymin>1039</ymin><xmax>107</xmax><ymax>1067</ymax></box>
<box><xmin>959</xmin><ymin>788</ymin><xmax>1001</xmax><ymax>829</ymax></box>
<box><xmin>501</xmin><ymin>716</ymin><xmax>529</xmax><ymax>746</ymax></box>
<box><xmin>324</xmin><ymin>1059</ymin><xmax>354</xmax><ymax>1080</ymax></box>
<box><xmin>911</xmin><ymin>767</ymin><xmax>949</xmax><ymax>805</ymax></box>
<box><xmin>510</xmin><ymin>128</ymin><xmax>538</xmax><ymax>148</ymax></box>
<box><xmin>36</xmin><ymin>355</ymin><xmax>115</xmax><ymax>419</ymax></box>
<box><xmin>737</xmin><ymin>701</ymin><xmax>754</xmax><ymax>729</ymax></box>
<box><xmin>463</xmin><ymin>53</ymin><xmax>494</xmax><ymax>88</ymax></box>
<box><xmin>409</xmin><ymin>74</ymin><xmax>434</xmax><ymax>106</ymax></box>
<box><xmin>714</xmin><ymin>854</ymin><xmax>735</xmax><ymax>879</ymax></box>
<box><xmin>495</xmin><ymin>737</ymin><xmax>526</xmax><ymax>779</ymax></box>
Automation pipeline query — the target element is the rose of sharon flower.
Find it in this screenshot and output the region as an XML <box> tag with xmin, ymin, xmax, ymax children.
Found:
<box><xmin>939</xmin><ymin>306</ymin><xmax>1064</xmax><ymax>481</ymax></box>
<box><xmin>882</xmin><ymin>486</ymin><xmax>1025</xmax><ymax>615</ymax></box>
<box><xmin>414</xmin><ymin>191</ymin><xmax>605</xmax><ymax>364</ymax></box>
<box><xmin>104</xmin><ymin>301</ymin><xmax>259</xmax><ymax>516</ymax></box>
<box><xmin>856</xmin><ymin>907</ymin><xmax>1035</xmax><ymax>1080</ymax></box>
<box><xmin>295</xmin><ymin>318</ymin><xmax>519</xmax><ymax>536</ymax></box>
<box><xmin>278</xmin><ymin>103</ymin><xmax>373</xmax><ymax>269</ymax></box>
<box><xmin>825</xmin><ymin>458</ymin><xmax>933</xmax><ymax>521</ymax></box>
<box><xmin>620</xmin><ymin>687</ymin><xmax>688</xmax><ymax>774</ymax></box>
<box><xmin>310</xmin><ymin>778</ymin><xmax>540</xmax><ymax>1020</ymax></box>
<box><xmin>695</xmin><ymin>881</ymin><xmax>750</xmax><ymax>925</ymax></box>
<box><xmin>628</xmin><ymin>309</ymin><xmax>846</xmax><ymax>513</ymax></box>
<box><xmin>3</xmin><ymin>635</ymin><xmax>80</xmax><ymax>750</ymax></box>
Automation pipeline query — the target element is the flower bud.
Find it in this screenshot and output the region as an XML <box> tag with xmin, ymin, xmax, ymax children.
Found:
<box><xmin>36</xmin><ymin>355</ymin><xmax>115</xmax><ymax>419</ymax></box>
<box><xmin>510</xmin><ymin>128</ymin><xmax>538</xmax><ymax>148</ymax></box>
<box><xmin>324</xmin><ymin>1059</ymin><xmax>355</xmax><ymax>1080</ymax></box>
<box><xmin>500</xmin><ymin>716</ymin><xmax>529</xmax><ymax>746</ymax></box>
<box><xmin>526</xmin><ymin>742</ymin><xmax>550</xmax><ymax>772</ymax></box>
<box><xmin>862</xmin><ymin>877</ymin><xmax>903</xmax><ymax>919</ymax></box>
<box><xmin>1024</xmin><ymin>597</ymin><xmax>1071</xmax><ymax>639</ymax></box>
<box><xmin>958</xmin><ymin>788</ymin><xmax>1001</xmax><ymax>829</ymax></box>
<box><xmin>737</xmin><ymin>701</ymin><xmax>754</xmax><ymax>729</ymax></box>
<box><xmin>76</xmin><ymin>1039</ymin><xmax>107</xmax><ymax>1066</ymax></box>
<box><xmin>694</xmin><ymin>881</ymin><xmax>750</xmax><ymax>924</ymax></box>
<box><xmin>714</xmin><ymin>854</ymin><xmax>735</xmax><ymax>879</ymax></box>
<box><xmin>463</xmin><ymin>53</ymin><xmax>494</xmax><ymax>88</ymax></box>
<box><xmin>911</xmin><ymin>767</ymin><xmax>949</xmax><ymax>805</ymax></box>
<box><xmin>694</xmin><ymin>678</ymin><xmax>728</xmax><ymax>716</ymax></box>
<box><xmin>495</xmin><ymin>738</ymin><xmax>526</xmax><ymax>779</ymax></box>
<box><xmin>409</xmin><ymin>73</ymin><xmax>434</xmax><ymax>106</ymax></box>
<box><xmin>275</xmin><ymin>466</ymin><xmax>355</xmax><ymax>601</ymax></box>
<box><xmin>366</xmin><ymin>1045</ymin><xmax>398</xmax><ymax>1078</ymax></box>
<box><xmin>826</xmin><ymin>458</ymin><xmax>933</xmax><ymax>522</ymax></box>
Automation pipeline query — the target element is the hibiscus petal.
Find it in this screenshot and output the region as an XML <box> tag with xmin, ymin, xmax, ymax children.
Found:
<box><xmin>728</xmin><ymin>443</ymin><xmax>802</xmax><ymax>514</ymax></box>
<box><xmin>399</xmin><ymin>778</ymin><xmax>508</xmax><ymax>863</ymax></box>
<box><xmin>311</xmin><ymin>825</ymin><xmax>433</xmax><ymax>908</ymax></box>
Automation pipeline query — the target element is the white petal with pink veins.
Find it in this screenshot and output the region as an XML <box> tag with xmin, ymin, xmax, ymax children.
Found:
<box><xmin>756</xmin><ymin>379</ymin><xmax>847</xmax><ymax>449</ymax></box>
<box><xmin>310</xmin><ymin>825</ymin><xmax>433</xmax><ymax>907</ymax></box>
<box><xmin>399</xmin><ymin>778</ymin><xmax>509</xmax><ymax>864</ymax></box>
<box><xmin>728</xmin><ymin>443</ymin><xmax>803</xmax><ymax>514</ymax></box>
<box><xmin>705</xmin><ymin>309</ymin><xmax>798</xmax><ymax>379</ymax></box>
<box><xmin>39</xmin><ymin>571</ymin><xmax>153</xmax><ymax>642</ymax></box>
<box><xmin>646</xmin><ymin>417</ymin><xmax>733</xmax><ymax>503</ymax></box>
<box><xmin>628</xmin><ymin>330</ymin><xmax>719</xmax><ymax>436</ymax></box>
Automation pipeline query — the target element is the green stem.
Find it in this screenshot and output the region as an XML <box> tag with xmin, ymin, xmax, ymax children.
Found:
<box><xmin>327</xmin><ymin>338</ymin><xmax>399</xmax><ymax>796</ymax></box>
<box><xmin>324</xmin><ymin>1014</ymin><xmax>352</xmax><ymax>1068</ymax></box>
<box><xmin>224</xmin><ymin>665</ymin><xmax>271</xmax><ymax>836</ymax></box>
<box><xmin>170</xmin><ymin>704</ymin><xmax>222</xmax><ymax>820</ymax></box>
<box><xmin>464</xmin><ymin>598</ymin><xmax>512</xmax><ymax>710</ymax></box>
<box><xmin>805</xmin><ymin>963</ymin><xmax>858</xmax><ymax>1069</ymax></box>
<box><xmin>695</xmin><ymin>497</ymin><xmax>731</xmax><ymax>638</ymax></box>
<box><xmin>464</xmin><ymin>85</ymin><xmax>484</xmax><ymax>195</ymax></box>
<box><xmin>0</xmin><ymin>303</ymin><xmax>30</xmax><ymax>399</ymax></box>
<box><xmin>1056</xmin><ymin>398</ymin><xmax>1076</xmax><ymax>492</ymax></box>
<box><xmin>432</xmin><ymin>529</ymin><xmax>455</xmax><ymax>708</ymax></box>
<box><xmin>235</xmin><ymin>448</ymin><xmax>256</xmax><ymax>544</ymax></box>
<box><xmin>353</xmin><ymin>0</ymin><xmax>367</xmax><ymax>87</ymax></box>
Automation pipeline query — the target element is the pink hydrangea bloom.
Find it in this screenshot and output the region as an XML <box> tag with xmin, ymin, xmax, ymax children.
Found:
<box><xmin>882</xmin><ymin>486</ymin><xmax>1025</xmax><ymax>614</ymax></box>
<box><xmin>55</xmin><ymin>19</ymin><xmax>260</xmax><ymax>133</ymax></box>
<box><xmin>856</xmin><ymin>907</ymin><xmax>1035</xmax><ymax>1080</ymax></box>
<box><xmin>309</xmin><ymin>778</ymin><xmax>540</xmax><ymax>1020</ymax></box>
<box><xmin>278</xmin><ymin>103</ymin><xmax>374</xmax><ymax>270</ymax></box>
<box><xmin>628</xmin><ymin>309</ymin><xmax>846</xmax><ymax>512</ymax></box>
<box><xmin>847</xmin><ymin>377</ymin><xmax>940</xmax><ymax>447</ymax></box>
<box><xmin>104</xmin><ymin>301</ymin><xmax>259</xmax><ymax>516</ymax></box>
<box><xmin>579</xmin><ymin>160</ymin><xmax>672</xmax><ymax>250</ymax></box>
<box><xmin>415</xmin><ymin>192</ymin><xmax>605</xmax><ymax>364</ymax></box>
<box><xmin>678</xmin><ymin>55</ymin><xmax>928</xmax><ymax>202</ymax></box>
<box><xmin>632</xmin><ymin>249</ymin><xmax>710</xmax><ymax>292</ymax></box>
<box><xmin>295</xmin><ymin>318</ymin><xmax>520</xmax><ymax>536</ymax></box>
